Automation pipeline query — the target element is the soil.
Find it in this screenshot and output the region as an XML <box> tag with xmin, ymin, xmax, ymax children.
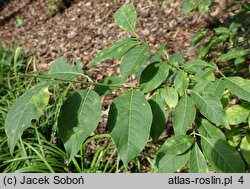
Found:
<box><xmin>0</xmin><ymin>0</ymin><xmax>209</xmax><ymax>73</ymax></box>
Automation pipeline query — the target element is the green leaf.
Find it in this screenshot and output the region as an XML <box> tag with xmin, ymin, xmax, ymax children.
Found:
<box><xmin>140</xmin><ymin>62</ymin><xmax>169</xmax><ymax>93</ymax></box>
<box><xmin>173</xmin><ymin>96</ymin><xmax>196</xmax><ymax>135</ymax></box>
<box><xmin>94</xmin><ymin>76</ymin><xmax>124</xmax><ymax>96</ymax></box>
<box><xmin>203</xmin><ymin>79</ymin><xmax>225</xmax><ymax>99</ymax></box>
<box><xmin>158</xmin><ymin>135</ymin><xmax>194</xmax><ymax>155</ymax></box>
<box><xmin>120</xmin><ymin>45</ymin><xmax>149</xmax><ymax>81</ymax></box>
<box><xmin>58</xmin><ymin>89</ymin><xmax>102</xmax><ymax>161</ymax></box>
<box><xmin>225</xmin><ymin>77</ymin><xmax>250</xmax><ymax>102</ymax></box>
<box><xmin>89</xmin><ymin>37</ymin><xmax>139</xmax><ymax>66</ymax></box>
<box><xmin>240</xmin><ymin>136</ymin><xmax>250</xmax><ymax>165</ymax></box>
<box><xmin>156</xmin><ymin>152</ymin><xmax>190</xmax><ymax>173</ymax></box>
<box><xmin>115</xmin><ymin>3</ymin><xmax>137</xmax><ymax>33</ymax></box>
<box><xmin>50</xmin><ymin>56</ymin><xmax>82</xmax><ymax>73</ymax></box>
<box><xmin>192</xmin><ymin>29</ymin><xmax>206</xmax><ymax>46</ymax></box>
<box><xmin>190</xmin><ymin>143</ymin><xmax>208</xmax><ymax>173</ymax></box>
<box><xmin>193</xmin><ymin>68</ymin><xmax>215</xmax><ymax>81</ymax></box>
<box><xmin>214</xmin><ymin>27</ymin><xmax>230</xmax><ymax>34</ymax></box>
<box><xmin>164</xmin><ymin>0</ymin><xmax>172</xmax><ymax>3</ymax></box>
<box><xmin>107</xmin><ymin>90</ymin><xmax>152</xmax><ymax>166</ymax></box>
<box><xmin>149</xmin><ymin>91</ymin><xmax>169</xmax><ymax>142</ymax></box>
<box><xmin>198</xmin><ymin>37</ymin><xmax>221</xmax><ymax>58</ymax></box>
<box><xmin>17</xmin><ymin>18</ymin><xmax>23</xmax><ymax>26</ymax></box>
<box><xmin>193</xmin><ymin>79</ymin><xmax>211</xmax><ymax>93</ymax></box>
<box><xmin>198</xmin><ymin>119</ymin><xmax>226</xmax><ymax>140</ymax></box>
<box><xmin>160</xmin><ymin>87</ymin><xmax>178</xmax><ymax>108</ymax></box>
<box><xmin>5</xmin><ymin>82</ymin><xmax>50</xmax><ymax>153</ymax></box>
<box><xmin>248</xmin><ymin>114</ymin><xmax>250</xmax><ymax>129</ymax></box>
<box><xmin>191</xmin><ymin>91</ymin><xmax>229</xmax><ymax>129</ymax></box>
<box><xmin>174</xmin><ymin>70</ymin><xmax>189</xmax><ymax>96</ymax></box>
<box><xmin>183</xmin><ymin>0</ymin><xmax>198</xmax><ymax>13</ymax></box>
<box><xmin>198</xmin><ymin>0</ymin><xmax>212</xmax><ymax>13</ymax></box>
<box><xmin>218</xmin><ymin>49</ymin><xmax>250</xmax><ymax>62</ymax></box>
<box><xmin>149</xmin><ymin>53</ymin><xmax>162</xmax><ymax>63</ymax></box>
<box><xmin>169</xmin><ymin>52</ymin><xmax>185</xmax><ymax>66</ymax></box>
<box><xmin>184</xmin><ymin>59</ymin><xmax>216</xmax><ymax>73</ymax></box>
<box><xmin>44</xmin><ymin>56</ymin><xmax>83</xmax><ymax>83</ymax></box>
<box><xmin>201</xmin><ymin>137</ymin><xmax>245</xmax><ymax>173</ymax></box>
<box><xmin>226</xmin><ymin>105</ymin><xmax>249</xmax><ymax>125</ymax></box>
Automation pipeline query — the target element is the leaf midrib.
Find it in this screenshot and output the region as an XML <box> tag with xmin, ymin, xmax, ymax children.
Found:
<box><xmin>203</xmin><ymin>137</ymin><xmax>235</xmax><ymax>172</ymax></box>
<box><xmin>9</xmin><ymin>84</ymin><xmax>47</xmax><ymax>150</ymax></box>
<box><xmin>126</xmin><ymin>90</ymin><xmax>134</xmax><ymax>163</ymax></box>
<box><xmin>226</xmin><ymin>77</ymin><xmax>250</xmax><ymax>97</ymax></box>
<box><xmin>121</xmin><ymin>6</ymin><xmax>135</xmax><ymax>33</ymax></box>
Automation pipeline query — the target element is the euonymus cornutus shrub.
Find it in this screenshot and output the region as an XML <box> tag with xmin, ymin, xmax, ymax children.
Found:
<box><xmin>5</xmin><ymin>3</ymin><xmax>250</xmax><ymax>172</ymax></box>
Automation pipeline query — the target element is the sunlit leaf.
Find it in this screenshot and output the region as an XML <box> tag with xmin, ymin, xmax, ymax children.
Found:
<box><xmin>140</xmin><ymin>62</ymin><xmax>169</xmax><ymax>93</ymax></box>
<box><xmin>156</xmin><ymin>152</ymin><xmax>190</xmax><ymax>173</ymax></box>
<box><xmin>201</xmin><ymin>137</ymin><xmax>245</xmax><ymax>173</ymax></box>
<box><xmin>240</xmin><ymin>136</ymin><xmax>250</xmax><ymax>165</ymax></box>
<box><xmin>58</xmin><ymin>89</ymin><xmax>102</xmax><ymax>161</ymax></box>
<box><xmin>174</xmin><ymin>70</ymin><xmax>189</xmax><ymax>96</ymax></box>
<box><xmin>120</xmin><ymin>45</ymin><xmax>149</xmax><ymax>81</ymax></box>
<box><xmin>173</xmin><ymin>96</ymin><xmax>196</xmax><ymax>135</ymax></box>
<box><xmin>107</xmin><ymin>90</ymin><xmax>152</xmax><ymax>166</ymax></box>
<box><xmin>158</xmin><ymin>135</ymin><xmax>194</xmax><ymax>155</ymax></box>
<box><xmin>198</xmin><ymin>119</ymin><xmax>226</xmax><ymax>140</ymax></box>
<box><xmin>160</xmin><ymin>87</ymin><xmax>178</xmax><ymax>108</ymax></box>
<box><xmin>5</xmin><ymin>82</ymin><xmax>50</xmax><ymax>153</ymax></box>
<box><xmin>225</xmin><ymin>77</ymin><xmax>250</xmax><ymax>102</ymax></box>
<box><xmin>190</xmin><ymin>143</ymin><xmax>208</xmax><ymax>173</ymax></box>
<box><xmin>226</xmin><ymin>105</ymin><xmax>249</xmax><ymax>125</ymax></box>
<box><xmin>115</xmin><ymin>3</ymin><xmax>137</xmax><ymax>33</ymax></box>
<box><xmin>191</xmin><ymin>91</ymin><xmax>229</xmax><ymax>129</ymax></box>
<box><xmin>89</xmin><ymin>37</ymin><xmax>139</xmax><ymax>66</ymax></box>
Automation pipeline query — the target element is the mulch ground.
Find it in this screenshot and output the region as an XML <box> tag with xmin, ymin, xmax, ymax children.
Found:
<box><xmin>0</xmin><ymin>0</ymin><xmax>209</xmax><ymax>75</ymax></box>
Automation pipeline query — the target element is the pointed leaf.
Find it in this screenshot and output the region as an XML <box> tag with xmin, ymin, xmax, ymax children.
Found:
<box><xmin>184</xmin><ymin>59</ymin><xmax>216</xmax><ymax>73</ymax></box>
<box><xmin>140</xmin><ymin>62</ymin><xmax>169</xmax><ymax>93</ymax></box>
<box><xmin>44</xmin><ymin>57</ymin><xmax>84</xmax><ymax>83</ymax></box>
<box><xmin>115</xmin><ymin>3</ymin><xmax>137</xmax><ymax>33</ymax></box>
<box><xmin>240</xmin><ymin>136</ymin><xmax>250</xmax><ymax>165</ymax></box>
<box><xmin>226</xmin><ymin>105</ymin><xmax>249</xmax><ymax>125</ymax></box>
<box><xmin>94</xmin><ymin>76</ymin><xmax>124</xmax><ymax>96</ymax></box>
<box><xmin>169</xmin><ymin>52</ymin><xmax>185</xmax><ymax>66</ymax></box>
<box><xmin>198</xmin><ymin>119</ymin><xmax>226</xmax><ymax>140</ymax></box>
<box><xmin>5</xmin><ymin>82</ymin><xmax>50</xmax><ymax>153</ymax></box>
<box><xmin>193</xmin><ymin>68</ymin><xmax>215</xmax><ymax>81</ymax></box>
<box><xmin>190</xmin><ymin>143</ymin><xmax>208</xmax><ymax>173</ymax></box>
<box><xmin>120</xmin><ymin>45</ymin><xmax>149</xmax><ymax>81</ymax></box>
<box><xmin>89</xmin><ymin>37</ymin><xmax>139</xmax><ymax>66</ymax></box>
<box><xmin>174</xmin><ymin>70</ymin><xmax>189</xmax><ymax>96</ymax></box>
<box><xmin>201</xmin><ymin>137</ymin><xmax>245</xmax><ymax>173</ymax></box>
<box><xmin>225</xmin><ymin>77</ymin><xmax>250</xmax><ymax>102</ymax></box>
<box><xmin>193</xmin><ymin>79</ymin><xmax>211</xmax><ymax>93</ymax></box>
<box><xmin>203</xmin><ymin>79</ymin><xmax>225</xmax><ymax>99</ymax></box>
<box><xmin>192</xmin><ymin>29</ymin><xmax>206</xmax><ymax>46</ymax></box>
<box><xmin>58</xmin><ymin>89</ymin><xmax>102</xmax><ymax>161</ymax></box>
<box><xmin>160</xmin><ymin>87</ymin><xmax>178</xmax><ymax>108</ymax></box>
<box><xmin>191</xmin><ymin>91</ymin><xmax>229</xmax><ymax>129</ymax></box>
<box><xmin>173</xmin><ymin>96</ymin><xmax>196</xmax><ymax>135</ymax></box>
<box><xmin>149</xmin><ymin>91</ymin><xmax>169</xmax><ymax>142</ymax></box>
<box><xmin>156</xmin><ymin>152</ymin><xmax>190</xmax><ymax>173</ymax></box>
<box><xmin>218</xmin><ymin>49</ymin><xmax>250</xmax><ymax>62</ymax></box>
<box><xmin>107</xmin><ymin>90</ymin><xmax>152</xmax><ymax>166</ymax></box>
<box><xmin>158</xmin><ymin>135</ymin><xmax>194</xmax><ymax>155</ymax></box>
<box><xmin>50</xmin><ymin>56</ymin><xmax>82</xmax><ymax>73</ymax></box>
